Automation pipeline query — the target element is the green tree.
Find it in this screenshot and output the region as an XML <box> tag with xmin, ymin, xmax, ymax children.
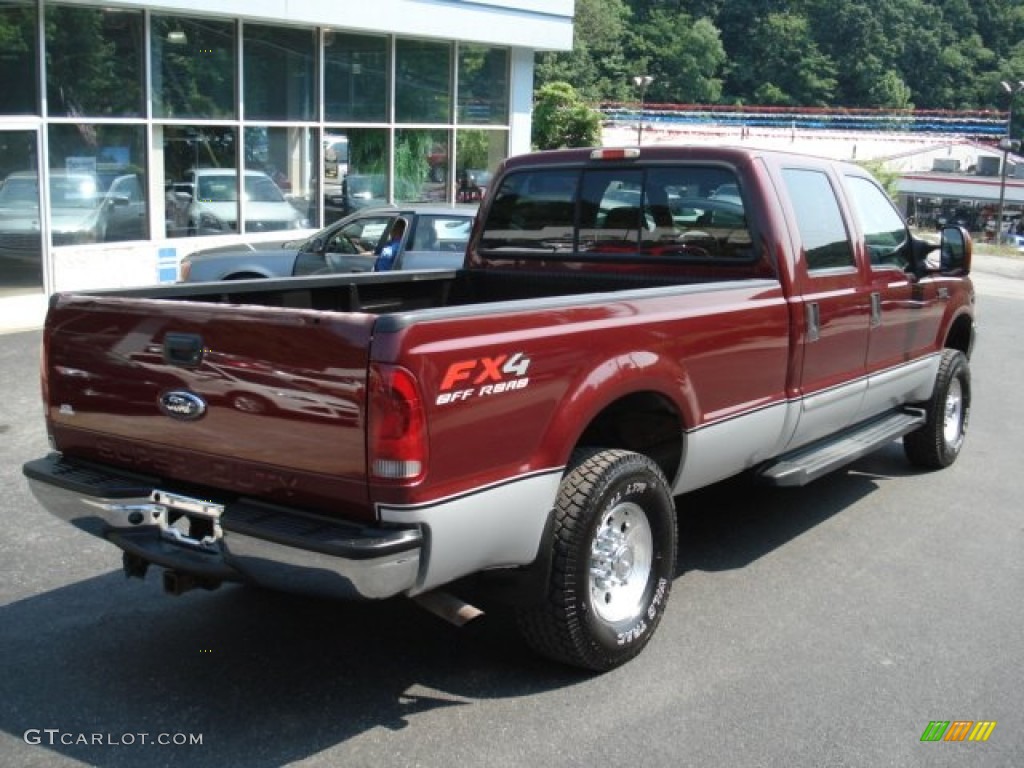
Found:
<box><xmin>627</xmin><ymin>12</ymin><xmax>726</xmax><ymax>103</ymax></box>
<box><xmin>535</xmin><ymin>0</ymin><xmax>633</xmax><ymax>101</ymax></box>
<box><xmin>532</xmin><ymin>82</ymin><xmax>603</xmax><ymax>149</ymax></box>
<box><xmin>727</xmin><ymin>11</ymin><xmax>838</xmax><ymax>106</ymax></box>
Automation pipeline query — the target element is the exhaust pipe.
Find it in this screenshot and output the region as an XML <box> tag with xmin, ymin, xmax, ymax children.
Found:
<box><xmin>162</xmin><ymin>570</ymin><xmax>221</xmax><ymax>596</ymax></box>
<box><xmin>413</xmin><ymin>590</ymin><xmax>484</xmax><ymax>627</ymax></box>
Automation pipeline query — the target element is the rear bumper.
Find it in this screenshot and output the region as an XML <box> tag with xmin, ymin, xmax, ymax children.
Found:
<box><xmin>23</xmin><ymin>454</ymin><xmax>422</xmax><ymax>600</ymax></box>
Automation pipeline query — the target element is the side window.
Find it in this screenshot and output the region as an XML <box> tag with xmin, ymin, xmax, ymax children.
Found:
<box><xmin>412</xmin><ymin>216</ymin><xmax>471</xmax><ymax>252</ymax></box>
<box><xmin>781</xmin><ymin>168</ymin><xmax>855</xmax><ymax>271</ymax></box>
<box><xmin>844</xmin><ymin>175</ymin><xmax>909</xmax><ymax>269</ymax></box>
<box><xmin>327</xmin><ymin>216</ymin><xmax>392</xmax><ymax>254</ymax></box>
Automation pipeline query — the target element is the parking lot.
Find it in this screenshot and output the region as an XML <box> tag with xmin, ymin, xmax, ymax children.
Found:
<box><xmin>1</xmin><ymin>261</ymin><xmax>1022</xmax><ymax>767</ymax></box>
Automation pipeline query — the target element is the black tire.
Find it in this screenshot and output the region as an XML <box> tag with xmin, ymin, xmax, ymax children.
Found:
<box><xmin>517</xmin><ymin>449</ymin><xmax>677</xmax><ymax>672</ymax></box>
<box><xmin>904</xmin><ymin>349</ymin><xmax>970</xmax><ymax>469</ymax></box>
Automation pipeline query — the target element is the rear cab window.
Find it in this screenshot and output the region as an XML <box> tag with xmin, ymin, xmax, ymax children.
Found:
<box><xmin>480</xmin><ymin>163</ymin><xmax>758</xmax><ymax>265</ymax></box>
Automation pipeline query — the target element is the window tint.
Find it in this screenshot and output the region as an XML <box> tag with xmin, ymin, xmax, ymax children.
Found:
<box><xmin>781</xmin><ymin>168</ymin><xmax>854</xmax><ymax>271</ymax></box>
<box><xmin>481</xmin><ymin>165</ymin><xmax>754</xmax><ymax>261</ymax></box>
<box><xmin>844</xmin><ymin>175</ymin><xmax>909</xmax><ymax>268</ymax></box>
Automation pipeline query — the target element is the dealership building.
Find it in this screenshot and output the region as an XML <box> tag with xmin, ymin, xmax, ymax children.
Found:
<box><xmin>0</xmin><ymin>0</ymin><xmax>573</xmax><ymax>321</ymax></box>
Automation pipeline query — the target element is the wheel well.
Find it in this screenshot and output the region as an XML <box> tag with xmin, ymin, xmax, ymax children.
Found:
<box><xmin>573</xmin><ymin>391</ymin><xmax>683</xmax><ymax>483</ymax></box>
<box><xmin>224</xmin><ymin>271</ymin><xmax>267</xmax><ymax>280</ymax></box>
<box><xmin>946</xmin><ymin>313</ymin><xmax>974</xmax><ymax>356</ymax></box>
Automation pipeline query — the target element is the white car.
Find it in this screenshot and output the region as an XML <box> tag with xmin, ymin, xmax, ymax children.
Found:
<box><xmin>180</xmin><ymin>168</ymin><xmax>308</xmax><ymax>236</ymax></box>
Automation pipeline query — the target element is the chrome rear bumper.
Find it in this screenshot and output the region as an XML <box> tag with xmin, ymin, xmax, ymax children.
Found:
<box><xmin>23</xmin><ymin>454</ymin><xmax>422</xmax><ymax>600</ymax></box>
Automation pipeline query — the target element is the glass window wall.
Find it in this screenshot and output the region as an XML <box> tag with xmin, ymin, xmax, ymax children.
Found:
<box><xmin>0</xmin><ymin>129</ymin><xmax>42</xmax><ymax>295</ymax></box>
<box><xmin>395</xmin><ymin>128</ymin><xmax>449</xmax><ymax>203</ymax></box>
<box><xmin>152</xmin><ymin>15</ymin><xmax>236</xmax><ymax>119</ymax></box>
<box><xmin>458</xmin><ymin>45</ymin><xmax>508</xmax><ymax>126</ymax></box>
<box><xmin>244</xmin><ymin>125</ymin><xmax>315</xmax><ymax>230</ymax></box>
<box><xmin>324</xmin><ymin>32</ymin><xmax>388</xmax><ymax>123</ymax></box>
<box><xmin>0</xmin><ymin>0</ymin><xmax>38</xmax><ymax>115</ymax></box>
<box><xmin>47</xmin><ymin>123</ymin><xmax>147</xmax><ymax>244</ymax></box>
<box><xmin>243</xmin><ymin>24</ymin><xmax>316</xmax><ymax>122</ymax></box>
<box><xmin>395</xmin><ymin>39</ymin><xmax>451</xmax><ymax>124</ymax></box>
<box><xmin>46</xmin><ymin>5</ymin><xmax>144</xmax><ymax>118</ymax></box>
<box><xmin>322</xmin><ymin>128</ymin><xmax>388</xmax><ymax>224</ymax></box>
<box><xmin>161</xmin><ymin>125</ymin><xmax>237</xmax><ymax>237</ymax></box>
<box><xmin>456</xmin><ymin>129</ymin><xmax>506</xmax><ymax>202</ymax></box>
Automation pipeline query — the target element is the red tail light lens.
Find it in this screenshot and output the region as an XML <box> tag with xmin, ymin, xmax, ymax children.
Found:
<box><xmin>368</xmin><ymin>364</ymin><xmax>428</xmax><ymax>481</ymax></box>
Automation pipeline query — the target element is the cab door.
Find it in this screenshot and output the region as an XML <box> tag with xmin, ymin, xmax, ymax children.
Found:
<box><xmin>778</xmin><ymin>166</ymin><xmax>872</xmax><ymax>448</ymax></box>
<box><xmin>842</xmin><ymin>172</ymin><xmax>946</xmax><ymax>419</ymax></box>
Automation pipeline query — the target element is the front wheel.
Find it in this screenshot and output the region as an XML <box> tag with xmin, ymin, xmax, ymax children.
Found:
<box><xmin>517</xmin><ymin>449</ymin><xmax>677</xmax><ymax>672</ymax></box>
<box><xmin>904</xmin><ymin>349</ymin><xmax>971</xmax><ymax>469</ymax></box>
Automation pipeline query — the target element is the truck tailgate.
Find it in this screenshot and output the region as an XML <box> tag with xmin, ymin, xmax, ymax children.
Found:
<box><xmin>43</xmin><ymin>295</ymin><xmax>376</xmax><ymax>519</ymax></box>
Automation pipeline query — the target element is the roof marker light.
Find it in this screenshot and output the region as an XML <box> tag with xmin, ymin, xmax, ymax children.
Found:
<box><xmin>590</xmin><ymin>147</ymin><xmax>641</xmax><ymax>161</ymax></box>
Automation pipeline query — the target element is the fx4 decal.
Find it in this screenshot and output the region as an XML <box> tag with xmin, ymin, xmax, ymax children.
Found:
<box><xmin>436</xmin><ymin>352</ymin><xmax>532</xmax><ymax>405</ymax></box>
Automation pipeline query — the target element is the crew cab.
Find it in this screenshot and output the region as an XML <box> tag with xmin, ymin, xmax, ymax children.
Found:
<box><xmin>23</xmin><ymin>145</ymin><xmax>975</xmax><ymax>671</ymax></box>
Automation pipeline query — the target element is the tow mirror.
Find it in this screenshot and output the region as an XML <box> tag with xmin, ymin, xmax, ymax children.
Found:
<box><xmin>938</xmin><ymin>225</ymin><xmax>971</xmax><ymax>275</ymax></box>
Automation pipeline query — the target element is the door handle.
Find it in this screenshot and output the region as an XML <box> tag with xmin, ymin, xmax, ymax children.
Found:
<box><xmin>806</xmin><ymin>302</ymin><xmax>820</xmax><ymax>342</ymax></box>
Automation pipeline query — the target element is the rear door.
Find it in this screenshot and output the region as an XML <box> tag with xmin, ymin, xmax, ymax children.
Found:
<box><xmin>777</xmin><ymin>165</ymin><xmax>871</xmax><ymax>447</ymax></box>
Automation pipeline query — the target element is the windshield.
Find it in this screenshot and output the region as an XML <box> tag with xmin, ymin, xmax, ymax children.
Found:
<box><xmin>0</xmin><ymin>177</ymin><xmax>39</xmax><ymax>207</ymax></box>
<box><xmin>51</xmin><ymin>175</ymin><xmax>100</xmax><ymax>209</ymax></box>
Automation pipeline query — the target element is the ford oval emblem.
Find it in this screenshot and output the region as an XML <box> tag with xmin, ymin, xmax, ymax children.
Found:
<box><xmin>158</xmin><ymin>390</ymin><xmax>207</xmax><ymax>421</ymax></box>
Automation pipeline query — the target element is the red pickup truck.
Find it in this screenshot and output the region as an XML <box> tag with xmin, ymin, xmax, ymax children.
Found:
<box><xmin>23</xmin><ymin>145</ymin><xmax>975</xmax><ymax>671</ymax></box>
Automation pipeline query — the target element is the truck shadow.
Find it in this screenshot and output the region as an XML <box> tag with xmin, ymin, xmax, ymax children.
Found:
<box><xmin>0</xmin><ymin>572</ymin><xmax>579</xmax><ymax>767</ymax></box>
<box><xmin>676</xmin><ymin>441</ymin><xmax>917</xmax><ymax>574</ymax></box>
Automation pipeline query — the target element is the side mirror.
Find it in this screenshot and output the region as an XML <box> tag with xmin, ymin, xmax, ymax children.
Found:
<box><xmin>938</xmin><ymin>225</ymin><xmax>971</xmax><ymax>275</ymax></box>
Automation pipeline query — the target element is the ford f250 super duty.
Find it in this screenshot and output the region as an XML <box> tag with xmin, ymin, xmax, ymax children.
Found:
<box><xmin>23</xmin><ymin>145</ymin><xmax>976</xmax><ymax>671</ymax></box>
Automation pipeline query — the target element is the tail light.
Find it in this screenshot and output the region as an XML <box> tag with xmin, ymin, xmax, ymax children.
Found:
<box><xmin>368</xmin><ymin>364</ymin><xmax>428</xmax><ymax>482</ymax></box>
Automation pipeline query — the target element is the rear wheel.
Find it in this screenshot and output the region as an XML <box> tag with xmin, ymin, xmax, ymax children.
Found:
<box><xmin>904</xmin><ymin>349</ymin><xmax>970</xmax><ymax>469</ymax></box>
<box><xmin>517</xmin><ymin>449</ymin><xmax>677</xmax><ymax>672</ymax></box>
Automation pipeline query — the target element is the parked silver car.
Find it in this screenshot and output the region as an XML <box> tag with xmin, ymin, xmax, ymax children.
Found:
<box><xmin>180</xmin><ymin>204</ymin><xmax>477</xmax><ymax>282</ymax></box>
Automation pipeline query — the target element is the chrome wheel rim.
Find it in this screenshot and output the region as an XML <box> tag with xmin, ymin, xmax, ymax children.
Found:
<box><xmin>943</xmin><ymin>378</ymin><xmax>964</xmax><ymax>448</ymax></box>
<box><xmin>589</xmin><ymin>501</ymin><xmax>653</xmax><ymax>623</ymax></box>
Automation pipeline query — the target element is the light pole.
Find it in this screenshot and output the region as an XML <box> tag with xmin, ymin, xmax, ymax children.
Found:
<box><xmin>632</xmin><ymin>75</ymin><xmax>654</xmax><ymax>146</ymax></box>
<box><xmin>995</xmin><ymin>80</ymin><xmax>1024</xmax><ymax>243</ymax></box>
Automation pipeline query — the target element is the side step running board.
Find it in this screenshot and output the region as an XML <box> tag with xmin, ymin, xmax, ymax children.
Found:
<box><xmin>757</xmin><ymin>409</ymin><xmax>926</xmax><ymax>487</ymax></box>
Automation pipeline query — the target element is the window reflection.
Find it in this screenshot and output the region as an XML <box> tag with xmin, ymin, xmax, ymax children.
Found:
<box><xmin>152</xmin><ymin>16</ymin><xmax>236</xmax><ymax>119</ymax></box>
<box><xmin>0</xmin><ymin>130</ymin><xmax>42</xmax><ymax>295</ymax></box>
<box><xmin>161</xmin><ymin>125</ymin><xmax>236</xmax><ymax>237</ymax></box>
<box><xmin>456</xmin><ymin>129</ymin><xmax>506</xmax><ymax>202</ymax></box>
<box><xmin>245</xmin><ymin>126</ymin><xmax>316</xmax><ymax>228</ymax></box>
<box><xmin>458</xmin><ymin>45</ymin><xmax>508</xmax><ymax>125</ymax></box>
<box><xmin>46</xmin><ymin>5</ymin><xmax>144</xmax><ymax>117</ymax></box>
<box><xmin>322</xmin><ymin>128</ymin><xmax>388</xmax><ymax>224</ymax></box>
<box><xmin>395</xmin><ymin>129</ymin><xmax>449</xmax><ymax>203</ymax></box>
<box><xmin>395</xmin><ymin>39</ymin><xmax>451</xmax><ymax>123</ymax></box>
<box><xmin>324</xmin><ymin>32</ymin><xmax>388</xmax><ymax>122</ymax></box>
<box><xmin>0</xmin><ymin>0</ymin><xmax>37</xmax><ymax>115</ymax></box>
<box><xmin>244</xmin><ymin>24</ymin><xmax>316</xmax><ymax>121</ymax></box>
<box><xmin>47</xmin><ymin>124</ymin><xmax>148</xmax><ymax>243</ymax></box>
